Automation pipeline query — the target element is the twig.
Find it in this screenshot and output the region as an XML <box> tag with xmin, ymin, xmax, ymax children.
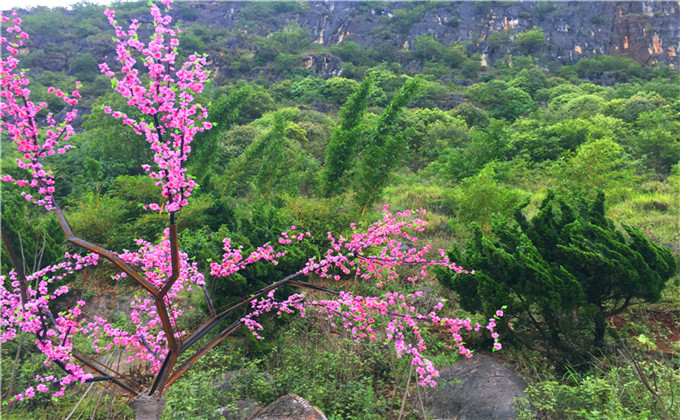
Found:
<box><xmin>416</xmin><ymin>381</ymin><xmax>427</xmax><ymax>420</ymax></box>
<box><xmin>619</xmin><ymin>348</ymin><xmax>672</xmax><ymax>420</ymax></box>
<box><xmin>397</xmin><ymin>363</ymin><xmax>414</xmax><ymax>420</ymax></box>
<box><xmin>65</xmin><ymin>378</ymin><xmax>95</xmax><ymax>419</ymax></box>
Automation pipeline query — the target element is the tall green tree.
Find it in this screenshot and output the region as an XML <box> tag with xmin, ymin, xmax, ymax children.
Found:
<box><xmin>354</xmin><ymin>77</ymin><xmax>422</xmax><ymax>214</ymax></box>
<box><xmin>632</xmin><ymin>108</ymin><xmax>680</xmax><ymax>177</ymax></box>
<box><xmin>321</xmin><ymin>74</ymin><xmax>375</xmax><ymax>197</ymax></box>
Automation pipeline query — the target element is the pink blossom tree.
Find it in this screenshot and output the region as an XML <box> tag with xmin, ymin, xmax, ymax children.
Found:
<box><xmin>0</xmin><ymin>2</ymin><xmax>501</xmax><ymax>419</ymax></box>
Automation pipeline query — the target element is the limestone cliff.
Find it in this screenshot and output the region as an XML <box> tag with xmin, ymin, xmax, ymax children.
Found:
<box><xmin>182</xmin><ymin>1</ymin><xmax>680</xmax><ymax>69</ymax></box>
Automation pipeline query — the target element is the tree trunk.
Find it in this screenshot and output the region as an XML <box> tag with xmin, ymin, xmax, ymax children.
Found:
<box><xmin>129</xmin><ymin>394</ymin><xmax>166</xmax><ymax>420</ymax></box>
<box><xmin>8</xmin><ymin>333</ymin><xmax>25</xmax><ymax>406</ymax></box>
<box><xmin>594</xmin><ymin>310</ymin><xmax>606</xmax><ymax>347</ymax></box>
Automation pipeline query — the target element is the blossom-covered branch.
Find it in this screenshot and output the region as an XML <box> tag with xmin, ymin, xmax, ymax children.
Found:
<box><xmin>98</xmin><ymin>0</ymin><xmax>211</xmax><ymax>213</ymax></box>
<box><xmin>0</xmin><ymin>11</ymin><xmax>78</xmax><ymax>210</ymax></box>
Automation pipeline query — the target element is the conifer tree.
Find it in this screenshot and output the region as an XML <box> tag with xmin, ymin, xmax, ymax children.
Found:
<box><xmin>438</xmin><ymin>191</ymin><xmax>677</xmax><ymax>348</ymax></box>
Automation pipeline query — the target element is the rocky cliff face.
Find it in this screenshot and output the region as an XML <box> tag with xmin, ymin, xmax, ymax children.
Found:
<box><xmin>185</xmin><ymin>1</ymin><xmax>680</xmax><ymax>69</ymax></box>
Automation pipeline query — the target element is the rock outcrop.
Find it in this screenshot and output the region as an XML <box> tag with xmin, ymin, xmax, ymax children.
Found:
<box><xmin>180</xmin><ymin>1</ymin><xmax>680</xmax><ymax>69</ymax></box>
<box><xmin>424</xmin><ymin>354</ymin><xmax>527</xmax><ymax>420</ymax></box>
<box><xmin>247</xmin><ymin>394</ymin><xmax>326</xmax><ymax>420</ymax></box>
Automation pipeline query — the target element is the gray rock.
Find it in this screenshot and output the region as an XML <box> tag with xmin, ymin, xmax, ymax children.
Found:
<box><xmin>247</xmin><ymin>393</ymin><xmax>326</xmax><ymax>420</ymax></box>
<box><xmin>425</xmin><ymin>354</ymin><xmax>527</xmax><ymax>420</ymax></box>
<box><xmin>217</xmin><ymin>399</ymin><xmax>261</xmax><ymax>420</ymax></box>
<box><xmin>303</xmin><ymin>54</ymin><xmax>343</xmax><ymax>79</ymax></box>
<box><xmin>129</xmin><ymin>394</ymin><xmax>166</xmax><ymax>420</ymax></box>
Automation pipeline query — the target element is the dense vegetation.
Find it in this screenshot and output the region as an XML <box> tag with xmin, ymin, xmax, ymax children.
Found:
<box><xmin>2</xmin><ymin>1</ymin><xmax>679</xmax><ymax>419</ymax></box>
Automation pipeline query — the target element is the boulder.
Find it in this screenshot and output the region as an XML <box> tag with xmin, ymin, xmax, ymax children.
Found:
<box><xmin>217</xmin><ymin>399</ymin><xmax>261</xmax><ymax>420</ymax></box>
<box><xmin>425</xmin><ymin>354</ymin><xmax>527</xmax><ymax>420</ymax></box>
<box><xmin>248</xmin><ymin>394</ymin><xmax>326</xmax><ymax>420</ymax></box>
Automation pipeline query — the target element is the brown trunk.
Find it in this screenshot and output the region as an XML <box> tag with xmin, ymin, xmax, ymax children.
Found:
<box><xmin>129</xmin><ymin>394</ymin><xmax>166</xmax><ymax>420</ymax></box>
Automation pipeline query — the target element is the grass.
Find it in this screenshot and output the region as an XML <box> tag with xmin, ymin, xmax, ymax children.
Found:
<box><xmin>608</xmin><ymin>178</ymin><xmax>680</xmax><ymax>246</ymax></box>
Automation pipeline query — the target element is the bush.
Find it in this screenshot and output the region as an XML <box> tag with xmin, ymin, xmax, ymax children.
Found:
<box><xmin>516</xmin><ymin>352</ymin><xmax>680</xmax><ymax>419</ymax></box>
<box><xmin>267</xmin><ymin>321</ymin><xmax>392</xmax><ymax>419</ymax></box>
<box><xmin>515</xmin><ymin>28</ymin><xmax>546</xmax><ymax>54</ymax></box>
<box><xmin>291</xmin><ymin>75</ymin><xmax>325</xmax><ymax>104</ymax></box>
<box><xmin>324</xmin><ymin>77</ymin><xmax>360</xmax><ymax>105</ymax></box>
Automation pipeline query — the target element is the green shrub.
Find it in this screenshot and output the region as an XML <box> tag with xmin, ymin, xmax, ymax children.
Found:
<box><xmin>516</xmin><ymin>353</ymin><xmax>680</xmax><ymax>419</ymax></box>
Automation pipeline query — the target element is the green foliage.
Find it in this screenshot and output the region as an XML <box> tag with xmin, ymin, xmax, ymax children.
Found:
<box><xmin>509</xmin><ymin>67</ymin><xmax>550</xmax><ymax>98</ymax></box>
<box><xmin>254</xmin><ymin>24</ymin><xmax>312</xmax><ymax>65</ymax></box>
<box><xmin>176</xmin><ymin>3</ymin><xmax>198</xmax><ymax>21</ymax></box>
<box><xmin>453</xmin><ymin>103</ymin><xmax>490</xmax><ymax>128</ymax></box>
<box><xmin>329</xmin><ymin>41</ymin><xmax>362</xmax><ymax>63</ymax></box>
<box><xmin>162</xmin><ymin>347</ymin><xmax>239</xmax><ymax>419</ymax></box>
<box><xmin>414</xmin><ymin>35</ymin><xmax>446</xmax><ymax>61</ymax></box>
<box><xmin>553</xmin><ymin>138</ymin><xmax>637</xmax><ymax>200</ymax></box>
<box><xmin>68</xmin><ymin>53</ymin><xmax>99</xmax><ymax>82</ymax></box>
<box><xmin>439</xmin><ymin>191</ymin><xmax>677</xmax><ymax>349</ymax></box>
<box><xmin>560</xmin><ymin>94</ymin><xmax>607</xmax><ymax>119</ymax></box>
<box><xmin>188</xmin><ymin>86</ymin><xmax>253</xmax><ymax>184</ymax></box>
<box><xmin>572</xmin><ymin>56</ymin><xmax>644</xmax><ymax>82</ymax></box>
<box><xmin>238</xmin><ymin>85</ymin><xmax>275</xmax><ymax>124</ymax></box>
<box><xmin>21</xmin><ymin>7</ymin><xmax>66</xmax><ymax>39</ymax></box>
<box><xmin>444</xmin><ymin>163</ymin><xmax>527</xmax><ymax>233</ymax></box>
<box><xmin>0</xmin><ymin>195</ymin><xmax>65</xmax><ymax>275</ymax></box>
<box><xmin>238</xmin><ymin>1</ymin><xmax>305</xmax><ymax>22</ymax></box>
<box><xmin>487</xmin><ymin>31</ymin><xmax>512</xmax><ymax>49</ymax></box>
<box><xmin>66</xmin><ymin>192</ymin><xmax>134</xmax><ymax>250</ymax></box>
<box><xmin>177</xmin><ymin>34</ymin><xmax>206</xmax><ymax>58</ymax></box>
<box><xmin>74</xmin><ymin>92</ymin><xmax>155</xmax><ymax>189</ymax></box>
<box><xmin>515</xmin><ymin>28</ymin><xmax>546</xmax><ymax>54</ymax></box>
<box><xmin>290</xmin><ymin>75</ymin><xmax>325</xmax><ymax>104</ymax></box>
<box><xmin>629</xmin><ymin>108</ymin><xmax>680</xmax><ymax>177</ymax></box>
<box><xmin>273</xmin><ymin>53</ymin><xmax>300</xmax><ymax>74</ymax></box>
<box><xmin>323</xmin><ymin>77</ymin><xmax>360</xmax><ymax>106</ymax></box>
<box><xmin>253</xmin><ymin>113</ymin><xmax>287</xmax><ymax>196</ymax></box>
<box><xmin>516</xmin><ymin>353</ymin><xmax>680</xmax><ymax>419</ymax></box>
<box><xmin>354</xmin><ymin>77</ymin><xmax>422</xmax><ymax>214</ymax></box>
<box><xmin>265</xmin><ymin>321</ymin><xmax>392</xmax><ymax>419</ymax></box>
<box><xmin>384</xmin><ymin>4</ymin><xmax>425</xmax><ymax>32</ymax></box>
<box><xmin>427</xmin><ymin>119</ymin><xmax>509</xmax><ymax>181</ymax></box>
<box><xmin>394</xmin><ymin>107</ymin><xmax>467</xmax><ymax>169</ymax></box>
<box><xmin>467</xmin><ymin>80</ymin><xmax>536</xmax><ymax>121</ymax></box>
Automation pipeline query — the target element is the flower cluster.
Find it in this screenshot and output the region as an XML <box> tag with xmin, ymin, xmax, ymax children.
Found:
<box><xmin>0</xmin><ymin>11</ymin><xmax>78</xmax><ymax>210</ymax></box>
<box><xmin>210</xmin><ymin>227</ymin><xmax>310</xmax><ymax>278</ymax></box>
<box><xmin>98</xmin><ymin>0</ymin><xmax>211</xmax><ymax>213</ymax></box>
<box><xmin>243</xmin><ymin>290</ymin><xmax>503</xmax><ymax>388</ymax></box>
<box><xmin>0</xmin><ymin>229</ymin><xmax>209</xmax><ymax>402</ymax></box>
<box><xmin>300</xmin><ymin>207</ymin><xmax>472</xmax><ymax>285</ymax></box>
<box><xmin>0</xmin><ymin>253</ymin><xmax>99</xmax><ymax>400</ymax></box>
<box><xmin>241</xmin><ymin>208</ymin><xmax>502</xmax><ymax>388</ymax></box>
